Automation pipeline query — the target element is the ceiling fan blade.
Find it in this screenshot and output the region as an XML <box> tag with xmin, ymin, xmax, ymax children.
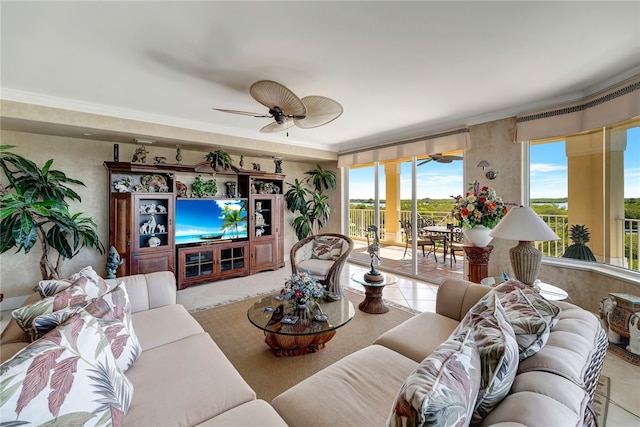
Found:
<box><xmin>250</xmin><ymin>80</ymin><xmax>306</xmax><ymax>116</ymax></box>
<box><xmin>294</xmin><ymin>96</ymin><xmax>343</xmax><ymax>129</ymax></box>
<box><xmin>259</xmin><ymin>118</ymin><xmax>294</xmax><ymax>133</ymax></box>
<box><xmin>417</xmin><ymin>158</ymin><xmax>433</xmax><ymax>166</ymax></box>
<box><xmin>212</xmin><ymin>108</ymin><xmax>271</xmax><ymax>118</ymax></box>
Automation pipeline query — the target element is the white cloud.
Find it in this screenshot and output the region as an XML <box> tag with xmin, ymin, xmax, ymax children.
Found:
<box><xmin>530</xmin><ymin>163</ymin><xmax>567</xmax><ymax>174</ymax></box>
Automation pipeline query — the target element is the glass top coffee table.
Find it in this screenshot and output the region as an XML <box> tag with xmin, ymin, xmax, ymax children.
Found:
<box><xmin>351</xmin><ymin>272</ymin><xmax>398</xmax><ymax>314</ymax></box>
<box><xmin>247</xmin><ymin>293</ymin><xmax>355</xmax><ymax>357</ymax></box>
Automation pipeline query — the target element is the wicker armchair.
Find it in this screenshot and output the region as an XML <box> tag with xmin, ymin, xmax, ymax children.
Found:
<box><xmin>290</xmin><ymin>233</ymin><xmax>354</xmax><ymax>296</ymax></box>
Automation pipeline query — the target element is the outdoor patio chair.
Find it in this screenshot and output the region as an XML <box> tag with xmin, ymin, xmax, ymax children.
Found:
<box><xmin>400</xmin><ymin>220</ymin><xmax>438</xmax><ymax>261</ymax></box>
<box><xmin>449</xmin><ymin>226</ymin><xmax>465</xmax><ymax>264</ymax></box>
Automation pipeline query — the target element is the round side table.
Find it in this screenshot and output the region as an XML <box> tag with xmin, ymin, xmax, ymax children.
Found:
<box><xmin>351</xmin><ymin>272</ymin><xmax>398</xmax><ymax>314</ymax></box>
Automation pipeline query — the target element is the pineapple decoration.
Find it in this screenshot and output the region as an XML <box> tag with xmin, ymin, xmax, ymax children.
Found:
<box><xmin>562</xmin><ymin>224</ymin><xmax>597</xmax><ymax>261</ymax></box>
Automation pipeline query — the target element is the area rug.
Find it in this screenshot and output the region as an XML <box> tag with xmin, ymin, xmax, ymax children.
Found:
<box><xmin>190</xmin><ymin>290</ymin><xmax>415</xmax><ymax>402</ymax></box>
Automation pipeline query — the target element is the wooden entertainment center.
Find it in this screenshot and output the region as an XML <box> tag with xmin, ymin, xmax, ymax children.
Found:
<box><xmin>105</xmin><ymin>161</ymin><xmax>285</xmax><ymax>289</ymax></box>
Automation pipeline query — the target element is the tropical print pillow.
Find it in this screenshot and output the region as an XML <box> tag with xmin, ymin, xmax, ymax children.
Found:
<box><xmin>311</xmin><ymin>237</ymin><xmax>343</xmax><ymax>260</ymax></box>
<box><xmin>37</xmin><ymin>266</ymin><xmax>112</xmax><ymax>298</ymax></box>
<box><xmin>492</xmin><ymin>279</ymin><xmax>561</xmax><ymax>328</ymax></box>
<box><xmin>0</xmin><ymin>309</ymin><xmax>133</xmax><ymax>426</ymax></box>
<box><xmin>386</xmin><ymin>330</ymin><xmax>481</xmax><ymax>427</ymax></box>
<box><xmin>455</xmin><ymin>293</ymin><xmax>519</xmax><ymax>424</ymax></box>
<box><xmin>12</xmin><ymin>284</ymin><xmax>94</xmax><ymax>341</ymax></box>
<box><xmin>494</xmin><ymin>288</ymin><xmax>551</xmax><ymax>360</ymax></box>
<box><xmin>84</xmin><ymin>282</ymin><xmax>141</xmax><ymax>372</ymax></box>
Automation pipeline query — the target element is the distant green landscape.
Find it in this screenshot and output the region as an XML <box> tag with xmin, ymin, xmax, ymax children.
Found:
<box><xmin>349</xmin><ymin>198</ymin><xmax>640</xmax><ymax>219</ymax></box>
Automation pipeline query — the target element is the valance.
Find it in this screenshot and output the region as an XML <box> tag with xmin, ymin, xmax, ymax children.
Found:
<box><xmin>515</xmin><ymin>74</ymin><xmax>640</xmax><ymax>142</ymax></box>
<box><xmin>337</xmin><ymin>128</ymin><xmax>469</xmax><ymax>168</ymax></box>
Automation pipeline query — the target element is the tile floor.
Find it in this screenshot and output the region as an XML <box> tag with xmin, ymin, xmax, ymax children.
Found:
<box><xmin>177</xmin><ymin>262</ymin><xmax>640</xmax><ymax>426</ymax></box>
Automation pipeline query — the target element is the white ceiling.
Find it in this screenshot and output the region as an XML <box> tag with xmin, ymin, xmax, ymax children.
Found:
<box><xmin>1</xmin><ymin>1</ymin><xmax>639</xmax><ymax>156</ymax></box>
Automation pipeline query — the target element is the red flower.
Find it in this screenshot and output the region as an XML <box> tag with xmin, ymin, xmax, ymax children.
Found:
<box><xmin>461</xmin><ymin>208</ymin><xmax>470</xmax><ymax>217</ymax></box>
<box><xmin>478</xmin><ymin>197</ymin><xmax>487</xmax><ymax>203</ymax></box>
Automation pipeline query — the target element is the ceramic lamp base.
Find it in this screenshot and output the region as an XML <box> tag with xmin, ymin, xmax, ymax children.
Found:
<box><xmin>509</xmin><ymin>240</ymin><xmax>542</xmax><ymax>286</ymax></box>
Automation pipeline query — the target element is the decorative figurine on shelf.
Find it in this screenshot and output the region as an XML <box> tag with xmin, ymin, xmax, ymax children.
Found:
<box><xmin>225</xmin><ymin>181</ymin><xmax>237</xmax><ymax>198</ymax></box>
<box><xmin>274</xmin><ymin>157</ymin><xmax>283</xmax><ymax>173</ymax></box>
<box><xmin>364</xmin><ymin>225</ymin><xmax>383</xmax><ymax>283</ymax></box>
<box><xmin>105</xmin><ymin>246</ymin><xmax>123</xmax><ymax>279</ymax></box>
<box><xmin>132</xmin><ymin>146</ymin><xmax>149</xmax><ymax>163</ymax></box>
<box><xmin>176</xmin><ymin>181</ymin><xmax>188</xmax><ymax>198</ymax></box>
<box><xmin>113</xmin><ymin>176</ymin><xmax>132</xmax><ymax>193</ymax></box>
<box><xmin>175</xmin><ymin>145</ymin><xmax>182</xmax><ymax>164</ymax></box>
<box><xmin>252</xmin><ymin>162</ymin><xmax>261</xmax><ymax>171</ymax></box>
<box><xmin>153</xmin><ymin>156</ymin><xmax>167</xmax><ymax>164</ymax></box>
<box><xmin>239</xmin><ymin>155</ymin><xmax>245</xmax><ymax>169</ymax></box>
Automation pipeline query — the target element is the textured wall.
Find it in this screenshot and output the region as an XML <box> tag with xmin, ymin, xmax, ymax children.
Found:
<box><xmin>0</xmin><ymin>130</ymin><xmax>338</xmax><ymax>303</ymax></box>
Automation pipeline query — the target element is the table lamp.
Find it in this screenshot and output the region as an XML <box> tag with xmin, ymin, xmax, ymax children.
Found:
<box><xmin>488</xmin><ymin>206</ymin><xmax>559</xmax><ymax>286</ymax></box>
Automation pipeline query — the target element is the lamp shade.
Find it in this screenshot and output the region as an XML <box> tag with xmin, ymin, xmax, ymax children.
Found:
<box><xmin>489</xmin><ymin>206</ymin><xmax>559</xmax><ymax>242</ymax></box>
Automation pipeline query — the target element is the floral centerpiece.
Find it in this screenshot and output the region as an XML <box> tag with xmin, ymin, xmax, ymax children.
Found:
<box><xmin>280</xmin><ymin>272</ymin><xmax>326</xmax><ymax>307</ymax></box>
<box><xmin>452</xmin><ymin>180</ymin><xmax>508</xmax><ymax>229</ymax></box>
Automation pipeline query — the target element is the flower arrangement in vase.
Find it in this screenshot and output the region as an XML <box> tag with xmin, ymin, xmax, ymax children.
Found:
<box><xmin>279</xmin><ymin>272</ymin><xmax>326</xmax><ymax>307</ymax></box>
<box><xmin>451</xmin><ymin>180</ymin><xmax>508</xmax><ymax>246</ymax></box>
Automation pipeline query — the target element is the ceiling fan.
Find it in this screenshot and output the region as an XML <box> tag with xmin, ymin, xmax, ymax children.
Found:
<box><xmin>213</xmin><ymin>80</ymin><xmax>343</xmax><ymax>134</ymax></box>
<box><xmin>417</xmin><ymin>153</ymin><xmax>464</xmax><ymax>166</ymax></box>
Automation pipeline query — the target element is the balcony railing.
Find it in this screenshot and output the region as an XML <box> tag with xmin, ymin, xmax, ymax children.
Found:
<box><xmin>349</xmin><ymin>209</ymin><xmax>639</xmax><ymax>271</ymax></box>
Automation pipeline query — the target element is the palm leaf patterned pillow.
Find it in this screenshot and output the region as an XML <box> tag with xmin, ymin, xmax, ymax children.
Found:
<box><xmin>455</xmin><ymin>293</ymin><xmax>519</xmax><ymax>424</ymax></box>
<box><xmin>0</xmin><ymin>309</ymin><xmax>133</xmax><ymax>426</ymax></box>
<box><xmin>387</xmin><ymin>330</ymin><xmax>481</xmax><ymax>427</ymax></box>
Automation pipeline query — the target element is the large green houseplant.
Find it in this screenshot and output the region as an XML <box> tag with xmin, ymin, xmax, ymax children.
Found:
<box><xmin>0</xmin><ymin>146</ymin><xmax>105</xmax><ymax>280</ymax></box>
<box><xmin>284</xmin><ymin>164</ymin><xmax>336</xmax><ymax>240</ymax></box>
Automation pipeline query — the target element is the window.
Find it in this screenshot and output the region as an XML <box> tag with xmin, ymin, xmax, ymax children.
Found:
<box><xmin>529</xmin><ymin>119</ymin><xmax>639</xmax><ymax>271</ymax></box>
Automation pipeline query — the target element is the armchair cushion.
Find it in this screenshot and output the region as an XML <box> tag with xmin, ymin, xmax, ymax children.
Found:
<box><xmin>296</xmin><ymin>259</ymin><xmax>334</xmax><ymax>278</ymax></box>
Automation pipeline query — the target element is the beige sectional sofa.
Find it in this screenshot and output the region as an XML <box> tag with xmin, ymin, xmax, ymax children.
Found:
<box><xmin>271</xmin><ymin>278</ymin><xmax>608</xmax><ymax>427</ymax></box>
<box><xmin>1</xmin><ymin>271</ymin><xmax>606</xmax><ymax>427</ymax></box>
<box><xmin>0</xmin><ymin>271</ymin><xmax>288</xmax><ymax>427</ymax></box>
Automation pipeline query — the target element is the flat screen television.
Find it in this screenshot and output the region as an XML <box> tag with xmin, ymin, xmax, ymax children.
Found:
<box><xmin>175</xmin><ymin>198</ymin><xmax>248</xmax><ymax>245</ymax></box>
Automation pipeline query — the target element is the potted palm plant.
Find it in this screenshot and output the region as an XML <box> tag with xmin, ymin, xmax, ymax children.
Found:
<box><xmin>284</xmin><ymin>164</ymin><xmax>336</xmax><ymax>240</ymax></box>
<box><xmin>0</xmin><ymin>146</ymin><xmax>105</xmax><ymax>280</ymax></box>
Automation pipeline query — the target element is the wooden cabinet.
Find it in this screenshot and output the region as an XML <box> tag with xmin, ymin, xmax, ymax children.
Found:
<box><xmin>106</xmin><ymin>161</ymin><xmax>285</xmax><ymax>285</ymax></box>
<box><xmin>105</xmin><ymin>162</ymin><xmax>175</xmax><ymax>277</ymax></box>
<box><xmin>177</xmin><ymin>241</ymin><xmax>248</xmax><ymax>289</ymax></box>
<box><xmin>244</xmin><ymin>172</ymin><xmax>286</xmax><ymax>274</ymax></box>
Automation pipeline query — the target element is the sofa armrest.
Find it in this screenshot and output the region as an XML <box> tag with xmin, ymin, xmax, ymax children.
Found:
<box><xmin>105</xmin><ymin>271</ymin><xmax>177</xmax><ymax>313</ymax></box>
<box><xmin>436</xmin><ymin>278</ymin><xmax>490</xmax><ymax>321</ymax></box>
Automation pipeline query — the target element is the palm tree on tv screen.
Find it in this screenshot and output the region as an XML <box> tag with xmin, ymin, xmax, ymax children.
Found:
<box><xmin>221</xmin><ymin>203</ymin><xmax>247</xmax><ymax>238</ymax></box>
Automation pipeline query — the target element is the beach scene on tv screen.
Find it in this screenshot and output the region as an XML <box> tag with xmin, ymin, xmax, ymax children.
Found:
<box><xmin>175</xmin><ymin>199</ymin><xmax>248</xmax><ymax>244</ymax></box>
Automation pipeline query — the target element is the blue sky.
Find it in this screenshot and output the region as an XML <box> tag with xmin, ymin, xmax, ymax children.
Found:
<box><xmin>349</xmin><ymin>126</ymin><xmax>639</xmax><ymax>200</ymax></box>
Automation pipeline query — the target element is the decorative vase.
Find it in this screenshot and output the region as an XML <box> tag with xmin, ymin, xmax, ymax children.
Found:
<box><xmin>294</xmin><ymin>302</ymin><xmax>311</xmax><ymax>323</ymax></box>
<box><xmin>463</xmin><ymin>225</ymin><xmax>493</xmax><ymax>247</ymax></box>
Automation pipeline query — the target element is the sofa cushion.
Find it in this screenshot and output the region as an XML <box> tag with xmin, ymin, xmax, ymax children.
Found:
<box><xmin>296</xmin><ymin>258</ymin><xmax>333</xmax><ymax>277</ymax></box>
<box><xmin>123</xmin><ymin>333</ymin><xmax>256</xmax><ymax>427</ymax></box>
<box><xmin>131</xmin><ymin>304</ymin><xmax>204</xmax><ymax>351</ymax></box>
<box><xmin>195</xmin><ymin>400</ymin><xmax>289</xmax><ymax>427</ymax></box>
<box><xmin>0</xmin><ymin>309</ymin><xmax>133</xmax><ymax>426</ymax></box>
<box><xmin>272</xmin><ymin>345</ymin><xmax>418</xmax><ymax>427</ymax></box>
<box><xmin>455</xmin><ymin>293</ymin><xmax>519</xmax><ymax>424</ymax></box>
<box><xmin>386</xmin><ymin>330</ymin><xmax>481</xmax><ymax>427</ymax></box>
<box><xmin>83</xmin><ymin>282</ymin><xmax>141</xmax><ymax>372</ymax></box>
<box><xmin>311</xmin><ymin>237</ymin><xmax>343</xmax><ymax>260</ymax></box>
<box><xmin>374</xmin><ymin>312</ymin><xmax>460</xmax><ymax>363</ymax></box>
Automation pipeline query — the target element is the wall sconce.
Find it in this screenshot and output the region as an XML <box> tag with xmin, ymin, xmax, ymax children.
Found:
<box><xmin>476</xmin><ymin>160</ymin><xmax>500</xmax><ymax>180</ymax></box>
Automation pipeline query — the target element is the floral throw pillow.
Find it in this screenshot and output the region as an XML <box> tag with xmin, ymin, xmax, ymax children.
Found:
<box><xmin>0</xmin><ymin>309</ymin><xmax>133</xmax><ymax>426</ymax></box>
<box><xmin>311</xmin><ymin>237</ymin><xmax>343</xmax><ymax>260</ymax></box>
<box><xmin>84</xmin><ymin>282</ymin><xmax>141</xmax><ymax>372</ymax></box>
<box><xmin>455</xmin><ymin>293</ymin><xmax>519</xmax><ymax>424</ymax></box>
<box><xmin>386</xmin><ymin>330</ymin><xmax>481</xmax><ymax>427</ymax></box>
